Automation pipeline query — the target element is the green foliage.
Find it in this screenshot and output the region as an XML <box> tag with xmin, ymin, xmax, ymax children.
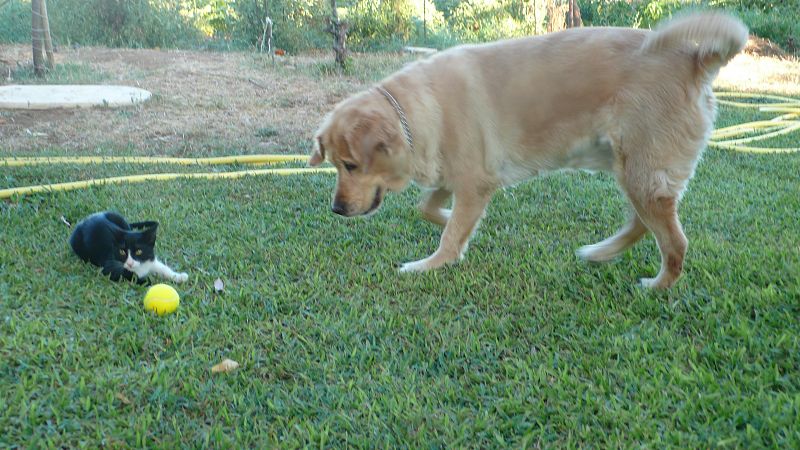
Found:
<box><xmin>581</xmin><ymin>0</ymin><xmax>798</xmax><ymax>53</ymax></box>
<box><xmin>711</xmin><ymin>0</ymin><xmax>795</xmax><ymax>10</ymax></box>
<box><xmin>448</xmin><ymin>0</ymin><xmax>534</xmax><ymax>42</ymax></box>
<box><xmin>345</xmin><ymin>0</ymin><xmax>445</xmax><ymax>50</ymax></box>
<box><xmin>1</xmin><ymin>0</ymin><xmax>798</xmax><ymax>54</ymax></box>
<box><xmin>0</xmin><ymin>0</ymin><xmax>31</xmax><ymax>43</ymax></box>
<box><xmin>228</xmin><ymin>0</ymin><xmax>329</xmax><ymax>52</ymax></box>
<box><xmin>581</xmin><ymin>0</ymin><xmax>703</xmax><ymax>28</ymax></box>
<box><xmin>737</xmin><ymin>6</ymin><xmax>799</xmax><ymax>53</ymax></box>
<box><xmin>197</xmin><ymin>0</ymin><xmax>239</xmax><ymax>37</ymax></box>
<box><xmin>637</xmin><ymin>0</ymin><xmax>690</xmax><ymax>27</ymax></box>
<box><xmin>0</xmin><ymin>0</ymin><xmax>203</xmax><ymax>48</ymax></box>
<box><xmin>82</xmin><ymin>0</ymin><xmax>203</xmax><ymax>47</ymax></box>
<box><xmin>347</xmin><ymin>0</ymin><xmax>416</xmax><ymax>49</ymax></box>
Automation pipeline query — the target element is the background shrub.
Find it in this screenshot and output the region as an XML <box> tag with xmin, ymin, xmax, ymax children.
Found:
<box><xmin>1</xmin><ymin>0</ymin><xmax>797</xmax><ymax>54</ymax></box>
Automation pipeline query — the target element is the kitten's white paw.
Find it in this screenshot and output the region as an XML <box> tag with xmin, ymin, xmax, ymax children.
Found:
<box><xmin>173</xmin><ymin>272</ymin><xmax>189</xmax><ymax>283</ymax></box>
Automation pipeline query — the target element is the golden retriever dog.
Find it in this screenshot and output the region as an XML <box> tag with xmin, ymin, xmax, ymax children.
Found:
<box><xmin>309</xmin><ymin>12</ymin><xmax>748</xmax><ymax>288</ymax></box>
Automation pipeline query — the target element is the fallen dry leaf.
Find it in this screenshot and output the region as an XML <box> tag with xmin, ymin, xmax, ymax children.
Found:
<box><xmin>213</xmin><ymin>278</ymin><xmax>224</xmax><ymax>293</ymax></box>
<box><xmin>211</xmin><ymin>358</ymin><xmax>239</xmax><ymax>373</ymax></box>
<box><xmin>115</xmin><ymin>392</ymin><xmax>132</xmax><ymax>405</ymax></box>
<box><xmin>60</xmin><ymin>216</ymin><xmax>72</xmax><ymax>227</ymax></box>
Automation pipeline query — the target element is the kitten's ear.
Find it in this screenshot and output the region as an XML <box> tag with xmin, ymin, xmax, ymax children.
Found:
<box><xmin>130</xmin><ymin>220</ymin><xmax>158</xmax><ymax>230</ymax></box>
<box><xmin>142</xmin><ymin>224</ymin><xmax>158</xmax><ymax>245</ymax></box>
<box><xmin>111</xmin><ymin>228</ymin><xmax>126</xmax><ymax>241</ymax></box>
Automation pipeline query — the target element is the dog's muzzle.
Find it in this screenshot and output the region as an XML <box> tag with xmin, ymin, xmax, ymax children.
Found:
<box><xmin>332</xmin><ymin>201</ymin><xmax>348</xmax><ymax>216</ymax></box>
<box><xmin>331</xmin><ymin>188</ymin><xmax>383</xmax><ymax>217</ymax></box>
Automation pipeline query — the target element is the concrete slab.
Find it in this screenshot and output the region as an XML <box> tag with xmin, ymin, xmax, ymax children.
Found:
<box><xmin>0</xmin><ymin>85</ymin><xmax>152</xmax><ymax>109</ymax></box>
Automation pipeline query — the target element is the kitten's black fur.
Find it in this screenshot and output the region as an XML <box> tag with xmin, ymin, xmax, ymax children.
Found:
<box><xmin>69</xmin><ymin>211</ymin><xmax>158</xmax><ymax>283</ymax></box>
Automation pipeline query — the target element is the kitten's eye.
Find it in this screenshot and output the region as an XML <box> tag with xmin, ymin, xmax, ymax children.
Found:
<box><xmin>119</xmin><ymin>249</ymin><xmax>125</xmax><ymax>256</ymax></box>
<box><xmin>343</xmin><ymin>162</ymin><xmax>358</xmax><ymax>173</ymax></box>
<box><xmin>135</xmin><ymin>249</ymin><xmax>142</xmax><ymax>256</ymax></box>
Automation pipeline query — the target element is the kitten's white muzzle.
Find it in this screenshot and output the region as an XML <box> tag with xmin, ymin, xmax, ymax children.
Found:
<box><xmin>124</xmin><ymin>253</ymin><xmax>136</xmax><ymax>270</ymax></box>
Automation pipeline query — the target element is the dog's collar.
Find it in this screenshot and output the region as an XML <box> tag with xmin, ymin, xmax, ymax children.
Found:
<box><xmin>375</xmin><ymin>85</ymin><xmax>414</xmax><ymax>152</ymax></box>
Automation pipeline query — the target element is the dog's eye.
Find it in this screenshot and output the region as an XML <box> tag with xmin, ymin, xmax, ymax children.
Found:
<box><xmin>135</xmin><ymin>249</ymin><xmax>143</xmax><ymax>256</ymax></box>
<box><xmin>343</xmin><ymin>162</ymin><xmax>358</xmax><ymax>173</ymax></box>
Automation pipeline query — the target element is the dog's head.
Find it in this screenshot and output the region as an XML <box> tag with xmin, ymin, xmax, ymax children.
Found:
<box><xmin>310</xmin><ymin>95</ymin><xmax>411</xmax><ymax>217</ymax></box>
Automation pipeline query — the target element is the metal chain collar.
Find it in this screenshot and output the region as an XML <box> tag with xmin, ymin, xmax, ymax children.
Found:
<box><xmin>376</xmin><ymin>85</ymin><xmax>414</xmax><ymax>152</ymax></box>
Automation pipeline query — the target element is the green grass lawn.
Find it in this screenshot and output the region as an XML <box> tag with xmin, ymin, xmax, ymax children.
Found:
<box><xmin>1</xmin><ymin>100</ymin><xmax>799</xmax><ymax>448</ymax></box>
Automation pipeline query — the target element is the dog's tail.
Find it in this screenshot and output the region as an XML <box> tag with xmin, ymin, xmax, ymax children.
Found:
<box><xmin>640</xmin><ymin>12</ymin><xmax>748</xmax><ymax>75</ymax></box>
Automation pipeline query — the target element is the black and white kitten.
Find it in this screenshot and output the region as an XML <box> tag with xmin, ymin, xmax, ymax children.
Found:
<box><xmin>69</xmin><ymin>211</ymin><xmax>188</xmax><ymax>284</ymax></box>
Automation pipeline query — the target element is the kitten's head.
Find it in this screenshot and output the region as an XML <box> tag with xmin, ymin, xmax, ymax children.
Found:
<box><xmin>115</xmin><ymin>223</ymin><xmax>158</xmax><ymax>271</ymax></box>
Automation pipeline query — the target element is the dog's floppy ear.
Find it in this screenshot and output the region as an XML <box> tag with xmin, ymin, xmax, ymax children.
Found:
<box><xmin>310</xmin><ymin>113</ymin><xmax>335</xmax><ymax>167</ymax></box>
<box><xmin>309</xmin><ymin>135</ymin><xmax>325</xmax><ymax>167</ymax></box>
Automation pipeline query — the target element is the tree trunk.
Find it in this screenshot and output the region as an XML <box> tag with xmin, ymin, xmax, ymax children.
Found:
<box><xmin>31</xmin><ymin>0</ymin><xmax>44</xmax><ymax>76</ymax></box>
<box><xmin>327</xmin><ymin>0</ymin><xmax>348</xmax><ymax>69</ymax></box>
<box><xmin>567</xmin><ymin>0</ymin><xmax>583</xmax><ymax>28</ymax></box>
<box><xmin>41</xmin><ymin>0</ymin><xmax>55</xmax><ymax>69</ymax></box>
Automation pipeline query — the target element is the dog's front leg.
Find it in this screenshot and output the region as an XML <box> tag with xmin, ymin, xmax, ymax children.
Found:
<box><xmin>400</xmin><ymin>188</ymin><xmax>494</xmax><ymax>272</ymax></box>
<box><xmin>419</xmin><ymin>187</ymin><xmax>452</xmax><ymax>227</ymax></box>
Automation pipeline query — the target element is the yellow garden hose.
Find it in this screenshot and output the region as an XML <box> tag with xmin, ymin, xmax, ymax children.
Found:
<box><xmin>709</xmin><ymin>92</ymin><xmax>800</xmax><ymax>154</ymax></box>
<box><xmin>715</xmin><ymin>92</ymin><xmax>800</xmax><ymax>107</ymax></box>
<box><xmin>715</xmin><ymin>122</ymin><xmax>800</xmax><ymax>146</ymax></box>
<box><xmin>0</xmin><ymin>167</ymin><xmax>335</xmax><ymax>200</ymax></box>
<box><xmin>0</xmin><ymin>154</ymin><xmax>309</xmax><ymax>167</ymax></box>
<box><xmin>712</xmin><ymin>122</ymin><xmax>794</xmax><ymax>140</ymax></box>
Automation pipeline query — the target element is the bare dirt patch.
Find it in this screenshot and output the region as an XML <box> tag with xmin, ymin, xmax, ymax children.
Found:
<box><xmin>0</xmin><ymin>44</ymin><xmax>384</xmax><ymax>156</ymax></box>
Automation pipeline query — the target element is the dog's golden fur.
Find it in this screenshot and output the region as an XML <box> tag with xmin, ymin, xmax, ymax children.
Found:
<box><xmin>310</xmin><ymin>12</ymin><xmax>748</xmax><ymax>288</ymax></box>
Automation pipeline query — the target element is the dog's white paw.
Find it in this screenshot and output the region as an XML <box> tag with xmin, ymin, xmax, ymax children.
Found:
<box><xmin>639</xmin><ymin>277</ymin><xmax>659</xmax><ymax>289</ymax></box>
<box><xmin>398</xmin><ymin>260</ymin><xmax>429</xmax><ymax>273</ymax></box>
<box><xmin>398</xmin><ymin>252</ymin><xmax>460</xmax><ymax>273</ymax></box>
<box><xmin>173</xmin><ymin>272</ymin><xmax>189</xmax><ymax>283</ymax></box>
<box><xmin>577</xmin><ymin>244</ymin><xmax>615</xmax><ymax>262</ymax></box>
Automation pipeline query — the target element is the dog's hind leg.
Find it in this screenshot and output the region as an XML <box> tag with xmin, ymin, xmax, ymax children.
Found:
<box><xmin>400</xmin><ymin>187</ymin><xmax>493</xmax><ymax>272</ymax></box>
<box><xmin>632</xmin><ymin>195</ymin><xmax>687</xmax><ymax>288</ymax></box>
<box><xmin>577</xmin><ymin>209</ymin><xmax>647</xmax><ymax>262</ymax></box>
<box><xmin>419</xmin><ymin>187</ymin><xmax>452</xmax><ymax>227</ymax></box>
<box><xmin>623</xmin><ymin>172</ymin><xmax>689</xmax><ymax>289</ymax></box>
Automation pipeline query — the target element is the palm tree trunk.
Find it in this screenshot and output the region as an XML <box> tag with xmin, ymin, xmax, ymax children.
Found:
<box><xmin>41</xmin><ymin>0</ymin><xmax>55</xmax><ymax>69</ymax></box>
<box><xmin>31</xmin><ymin>0</ymin><xmax>44</xmax><ymax>76</ymax></box>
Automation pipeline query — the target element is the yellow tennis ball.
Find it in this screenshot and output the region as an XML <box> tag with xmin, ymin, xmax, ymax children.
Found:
<box><xmin>143</xmin><ymin>284</ymin><xmax>180</xmax><ymax>316</ymax></box>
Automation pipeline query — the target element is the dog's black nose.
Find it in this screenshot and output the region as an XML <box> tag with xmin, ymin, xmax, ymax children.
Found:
<box><xmin>331</xmin><ymin>202</ymin><xmax>347</xmax><ymax>216</ymax></box>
